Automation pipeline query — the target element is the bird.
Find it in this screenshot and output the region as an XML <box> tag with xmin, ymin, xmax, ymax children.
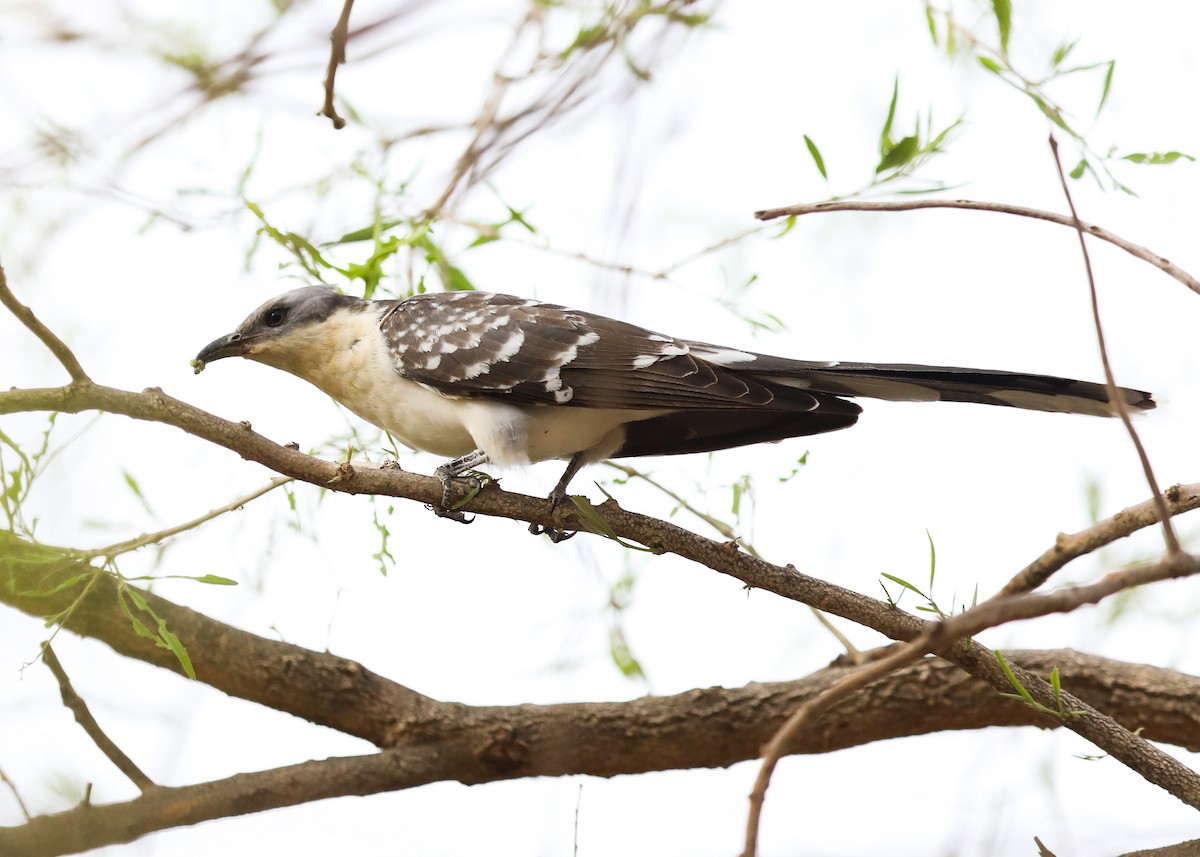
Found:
<box><xmin>193</xmin><ymin>286</ymin><xmax>1155</xmax><ymax>536</ymax></box>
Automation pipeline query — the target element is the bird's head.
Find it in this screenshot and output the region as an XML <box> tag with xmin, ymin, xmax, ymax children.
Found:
<box><xmin>192</xmin><ymin>286</ymin><xmax>364</xmax><ymax>375</ymax></box>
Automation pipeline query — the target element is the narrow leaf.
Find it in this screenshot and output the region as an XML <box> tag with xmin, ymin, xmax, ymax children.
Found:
<box><xmin>803</xmin><ymin>134</ymin><xmax>828</xmax><ymax>179</ymax></box>
<box><xmin>1121</xmin><ymin>151</ymin><xmax>1195</xmax><ymax>165</ymax></box>
<box><xmin>880</xmin><ymin>572</ymin><xmax>924</xmax><ymax>597</ymax></box>
<box><xmin>1052</xmin><ymin>38</ymin><xmax>1078</xmax><ymax>67</ymax></box>
<box><xmin>875</xmin><ymin>135</ymin><xmax>919</xmax><ymax>173</ymax></box>
<box><xmin>880</xmin><ymin>76</ymin><xmax>899</xmax><ymax>154</ymax></box>
<box><xmin>995</xmin><ymin>650</ymin><xmax>1035</xmax><ymax>704</ymax></box>
<box><xmin>991</xmin><ymin>0</ymin><xmax>1011</xmax><ymax>54</ymax></box>
<box><xmin>977</xmin><ymin>56</ymin><xmax>1003</xmax><ymax>75</ymax></box>
<box><xmin>926</xmin><ymin>529</ymin><xmax>937</xmax><ymax>589</ymax></box>
<box><xmin>1096</xmin><ymin>60</ymin><xmax>1115</xmax><ymax>117</ymax></box>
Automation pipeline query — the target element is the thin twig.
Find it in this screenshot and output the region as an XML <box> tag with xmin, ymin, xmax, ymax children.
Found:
<box><xmin>742</xmin><ymin>549</ymin><xmax>1199</xmax><ymax>856</ymax></box>
<box><xmin>1048</xmin><ymin>135</ymin><xmax>1181</xmax><ymax>556</ymax></box>
<box><xmin>603</xmin><ymin>462</ymin><xmax>862</xmax><ymax>659</ymax></box>
<box><xmin>998</xmin><ymin>482</ymin><xmax>1200</xmax><ymax>597</ymax></box>
<box><xmin>0</xmin><ymin>263</ymin><xmax>91</xmax><ymax>382</ymax></box>
<box><xmin>78</xmin><ymin>475</ymin><xmax>293</xmax><ymax>560</ymax></box>
<box><xmin>41</xmin><ymin>643</ymin><xmax>157</xmax><ymax>793</ymax></box>
<box><xmin>319</xmin><ymin>0</ymin><xmax>355</xmax><ymax>129</ymax></box>
<box><xmin>0</xmin><ymin>765</ymin><xmax>30</xmax><ymax>821</ymax></box>
<box><xmin>754</xmin><ymin>199</ymin><xmax>1200</xmax><ymax>296</ymax></box>
<box><xmin>742</xmin><ymin>639</ymin><xmax>922</xmax><ymax>857</ymax></box>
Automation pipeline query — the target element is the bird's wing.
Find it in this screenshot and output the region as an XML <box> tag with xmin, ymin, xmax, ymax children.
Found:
<box><xmin>378</xmin><ymin>291</ymin><xmax>829</xmax><ymax>412</ymax></box>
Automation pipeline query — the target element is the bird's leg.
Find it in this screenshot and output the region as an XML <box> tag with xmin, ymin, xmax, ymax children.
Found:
<box><xmin>529</xmin><ymin>452</ymin><xmax>588</xmax><ymax>542</ymax></box>
<box><xmin>433</xmin><ymin>449</ymin><xmax>490</xmax><ymax>523</ymax></box>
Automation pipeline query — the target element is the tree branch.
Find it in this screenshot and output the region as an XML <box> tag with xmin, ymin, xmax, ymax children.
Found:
<box><xmin>3</xmin><ymin>644</ymin><xmax>1199</xmax><ymax>857</ymax></box>
<box><xmin>319</xmin><ymin>0</ymin><xmax>355</xmax><ymax>129</ymax></box>
<box><xmin>1047</xmin><ymin>133</ymin><xmax>1181</xmax><ymax>556</ymax></box>
<box><xmin>753</xmin><ymin>199</ymin><xmax>1200</xmax><ymax>296</ymax></box>
<box><xmin>41</xmin><ymin>643</ymin><xmax>156</xmax><ymax>792</ymax></box>
<box><xmin>0</xmin><ymin>265</ymin><xmax>91</xmax><ymax>383</ymax></box>
<box><xmin>998</xmin><ymin>482</ymin><xmax>1200</xmax><ymax>596</ymax></box>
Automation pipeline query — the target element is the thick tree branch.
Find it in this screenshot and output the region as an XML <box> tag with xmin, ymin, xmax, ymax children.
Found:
<box><xmin>753</xmin><ymin>198</ymin><xmax>1200</xmax><ymax>296</ymax></box>
<box><xmin>2</xmin><ymin>644</ymin><xmax>1199</xmax><ymax>856</ymax></box>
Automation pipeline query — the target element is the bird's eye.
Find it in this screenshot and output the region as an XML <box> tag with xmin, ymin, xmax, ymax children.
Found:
<box><xmin>264</xmin><ymin>307</ymin><xmax>287</xmax><ymax>327</ymax></box>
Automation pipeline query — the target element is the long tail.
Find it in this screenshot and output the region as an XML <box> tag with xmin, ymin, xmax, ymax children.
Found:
<box><xmin>753</xmin><ymin>360</ymin><xmax>1155</xmax><ymax>417</ymax></box>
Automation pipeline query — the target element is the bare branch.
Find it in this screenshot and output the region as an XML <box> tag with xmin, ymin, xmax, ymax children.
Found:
<box><xmin>319</xmin><ymin>0</ymin><xmax>356</xmax><ymax>129</ymax></box>
<box><xmin>41</xmin><ymin>643</ymin><xmax>156</xmax><ymax>792</ymax></box>
<box><xmin>999</xmin><ymin>482</ymin><xmax>1200</xmax><ymax>597</ymax></box>
<box><xmin>754</xmin><ymin>199</ymin><xmax>1200</xmax><ymax>296</ymax></box>
<box><xmin>1048</xmin><ymin>134</ymin><xmax>1181</xmax><ymax>556</ymax></box>
<box><xmin>0</xmin><ymin>264</ymin><xmax>91</xmax><ymax>383</ymax></box>
<box><xmin>0</xmin><ymin>766</ymin><xmax>30</xmax><ymax>822</ymax></box>
<box><xmin>743</xmin><ymin>550</ymin><xmax>1200</xmax><ymax>856</ymax></box>
<box><xmin>3</xmin><ymin>633</ymin><xmax>1200</xmax><ymax>856</ymax></box>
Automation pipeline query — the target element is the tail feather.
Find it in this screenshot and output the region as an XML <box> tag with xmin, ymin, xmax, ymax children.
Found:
<box><xmin>752</xmin><ymin>360</ymin><xmax>1155</xmax><ymax>418</ymax></box>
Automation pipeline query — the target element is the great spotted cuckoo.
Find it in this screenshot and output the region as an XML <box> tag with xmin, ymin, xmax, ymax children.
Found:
<box><xmin>194</xmin><ymin>286</ymin><xmax>1155</xmax><ymax>531</ymax></box>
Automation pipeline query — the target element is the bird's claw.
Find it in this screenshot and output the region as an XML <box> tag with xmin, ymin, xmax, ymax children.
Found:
<box><xmin>433</xmin><ymin>465</ymin><xmax>485</xmax><ymax>524</ymax></box>
<box><xmin>529</xmin><ymin>489</ymin><xmax>578</xmax><ymax>542</ymax></box>
<box><xmin>433</xmin><ymin>504</ymin><xmax>475</xmax><ymax>525</ymax></box>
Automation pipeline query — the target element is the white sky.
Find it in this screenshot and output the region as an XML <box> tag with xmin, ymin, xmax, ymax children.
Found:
<box><xmin>2</xmin><ymin>1</ymin><xmax>1199</xmax><ymax>854</ymax></box>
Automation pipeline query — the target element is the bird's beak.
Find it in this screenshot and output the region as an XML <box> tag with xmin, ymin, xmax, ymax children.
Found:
<box><xmin>192</xmin><ymin>332</ymin><xmax>248</xmax><ymax>374</ymax></box>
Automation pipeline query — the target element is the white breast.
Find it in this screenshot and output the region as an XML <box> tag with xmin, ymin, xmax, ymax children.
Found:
<box><xmin>258</xmin><ymin>307</ymin><xmax>664</xmax><ymax>465</ymax></box>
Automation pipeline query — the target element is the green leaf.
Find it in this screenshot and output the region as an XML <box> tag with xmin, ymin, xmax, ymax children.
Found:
<box><xmin>924</xmin><ymin>6</ymin><xmax>937</xmax><ymax>45</ymax></box>
<box><xmin>608</xmin><ymin>626</ymin><xmax>647</xmax><ymax>681</ymax></box>
<box><xmin>1052</xmin><ymin>38</ymin><xmax>1079</xmax><ymax>67</ymax></box>
<box><xmin>803</xmin><ymin>134</ymin><xmax>828</xmax><ymax>179</ymax></box>
<box><xmin>1069</xmin><ymin>158</ymin><xmax>1088</xmax><ymax>179</ymax></box>
<box><xmin>1121</xmin><ymin>150</ymin><xmax>1195</xmax><ymax>165</ymax></box>
<box><xmin>328</xmin><ymin>219</ymin><xmax>405</xmax><ymax>245</ymax></box>
<box><xmin>994</xmin><ymin>650</ymin><xmax>1036</xmax><ymax>705</ymax></box>
<box><xmin>926</xmin><ymin>529</ymin><xmax>937</xmax><ymax>590</ymax></box>
<box><xmin>122</xmin><ymin>470</ymin><xmax>154</xmax><ymax>517</ymax></box>
<box><xmin>880</xmin><ymin>572</ymin><xmax>924</xmax><ymax>597</ymax></box>
<box><xmin>880</xmin><ymin>76</ymin><xmax>900</xmax><ymax>154</ymax></box>
<box><xmin>977</xmin><ymin>56</ymin><xmax>1003</xmax><ymax>75</ymax></box>
<box><xmin>194</xmin><ymin>574</ymin><xmax>238</xmax><ymax>585</ymax></box>
<box><xmin>1029</xmin><ymin>93</ymin><xmax>1072</xmax><ymax>133</ymax></box>
<box><xmin>157</xmin><ymin>622</ymin><xmax>196</xmax><ymax>679</ymax></box>
<box><xmin>568</xmin><ymin>495</ymin><xmax>662</xmax><ymax>553</ymax></box>
<box><xmin>875</xmin><ymin>135</ymin><xmax>919</xmax><ymax>173</ymax></box>
<box><xmin>442</xmin><ymin>264</ymin><xmax>473</xmax><ymax>291</ymax></box>
<box><xmin>1096</xmin><ymin>60</ymin><xmax>1115</xmax><ymax>116</ymax></box>
<box><xmin>991</xmin><ymin>0</ymin><xmax>1011</xmax><ymax>54</ymax></box>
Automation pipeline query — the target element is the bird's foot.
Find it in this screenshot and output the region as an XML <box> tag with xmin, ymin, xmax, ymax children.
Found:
<box><xmin>528</xmin><ymin>487</ymin><xmax>577</xmax><ymax>542</ymax></box>
<box><xmin>432</xmin><ymin>463</ymin><xmax>490</xmax><ymax>525</ymax></box>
